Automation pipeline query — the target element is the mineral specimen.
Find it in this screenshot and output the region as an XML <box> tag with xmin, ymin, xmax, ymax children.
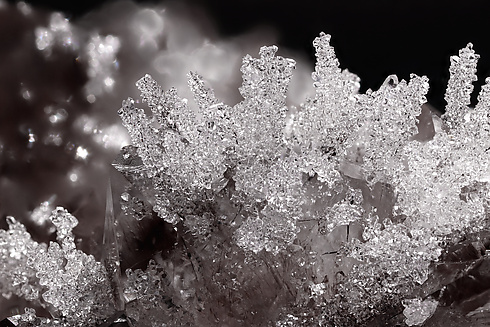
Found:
<box><xmin>2</xmin><ymin>15</ymin><xmax>490</xmax><ymax>325</ymax></box>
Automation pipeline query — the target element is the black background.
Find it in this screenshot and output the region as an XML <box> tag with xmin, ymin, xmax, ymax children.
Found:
<box><xmin>6</xmin><ymin>0</ymin><xmax>490</xmax><ymax>110</ymax></box>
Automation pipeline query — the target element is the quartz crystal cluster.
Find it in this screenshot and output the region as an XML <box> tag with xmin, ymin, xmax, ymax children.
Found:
<box><xmin>2</xmin><ymin>27</ymin><xmax>490</xmax><ymax>327</ymax></box>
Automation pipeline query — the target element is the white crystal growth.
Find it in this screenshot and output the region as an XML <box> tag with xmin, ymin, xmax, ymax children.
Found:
<box><xmin>117</xmin><ymin>32</ymin><xmax>490</xmax><ymax>262</ymax></box>
<box><xmin>3</xmin><ymin>25</ymin><xmax>490</xmax><ymax>326</ymax></box>
<box><xmin>443</xmin><ymin>43</ymin><xmax>479</xmax><ymax>128</ymax></box>
<box><xmin>119</xmin><ymin>45</ymin><xmax>302</xmax><ymax>253</ymax></box>
<box><xmin>402</xmin><ymin>297</ymin><xmax>438</xmax><ymax>326</ymax></box>
<box><xmin>1</xmin><ymin>208</ymin><xmax>115</xmax><ymax>326</ymax></box>
<box><xmin>113</xmin><ymin>32</ymin><xmax>490</xmax><ymax>325</ymax></box>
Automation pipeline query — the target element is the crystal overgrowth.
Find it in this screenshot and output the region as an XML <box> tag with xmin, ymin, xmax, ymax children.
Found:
<box><xmin>118</xmin><ymin>45</ymin><xmax>303</xmax><ymax>254</ymax></box>
<box><xmin>2</xmin><ymin>32</ymin><xmax>490</xmax><ymax>326</ymax></box>
<box><xmin>113</xmin><ymin>32</ymin><xmax>490</xmax><ymax>326</ymax></box>
<box><xmin>1</xmin><ymin>208</ymin><xmax>115</xmax><ymax>326</ymax></box>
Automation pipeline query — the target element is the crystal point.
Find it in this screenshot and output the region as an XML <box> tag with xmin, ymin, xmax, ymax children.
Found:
<box><xmin>103</xmin><ymin>181</ymin><xmax>124</xmax><ymax>312</ymax></box>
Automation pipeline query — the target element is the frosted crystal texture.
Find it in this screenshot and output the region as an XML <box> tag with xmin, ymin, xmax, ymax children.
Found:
<box><xmin>0</xmin><ymin>217</ymin><xmax>43</xmax><ymax>302</ymax></box>
<box><xmin>118</xmin><ymin>46</ymin><xmax>303</xmax><ymax>253</ymax></box>
<box><xmin>107</xmin><ymin>32</ymin><xmax>490</xmax><ymax>325</ymax></box>
<box><xmin>116</xmin><ymin>33</ymin><xmax>490</xmax><ymax>262</ymax></box>
<box><xmin>443</xmin><ymin>43</ymin><xmax>479</xmax><ymax>129</ymax></box>
<box><xmin>290</xmin><ymin>33</ymin><xmax>428</xmax><ymax>185</ymax></box>
<box><xmin>289</xmin><ymin>33</ymin><xmax>360</xmax><ymax>185</ymax></box>
<box><xmin>402</xmin><ymin>297</ymin><xmax>438</xmax><ymax>326</ymax></box>
<box><xmin>337</xmin><ymin>41</ymin><xmax>490</xmax><ymax>324</ymax></box>
<box><xmin>390</xmin><ymin>45</ymin><xmax>489</xmax><ymax>237</ymax></box>
<box><xmin>0</xmin><ymin>23</ymin><xmax>489</xmax><ymax>325</ymax></box>
<box><xmin>315</xmin><ymin>183</ymin><xmax>365</xmax><ymax>234</ymax></box>
<box><xmin>393</xmin><ymin>135</ymin><xmax>488</xmax><ymax>236</ymax></box>
<box><xmin>348</xmin><ymin>218</ymin><xmax>441</xmax><ymax>294</ymax></box>
<box><xmin>1</xmin><ymin>208</ymin><xmax>115</xmax><ymax>326</ymax></box>
<box><xmin>13</xmin><ymin>308</ymin><xmax>73</xmax><ymax>327</ymax></box>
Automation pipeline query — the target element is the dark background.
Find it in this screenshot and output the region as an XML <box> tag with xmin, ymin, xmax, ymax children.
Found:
<box><xmin>8</xmin><ymin>0</ymin><xmax>490</xmax><ymax>110</ymax></box>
